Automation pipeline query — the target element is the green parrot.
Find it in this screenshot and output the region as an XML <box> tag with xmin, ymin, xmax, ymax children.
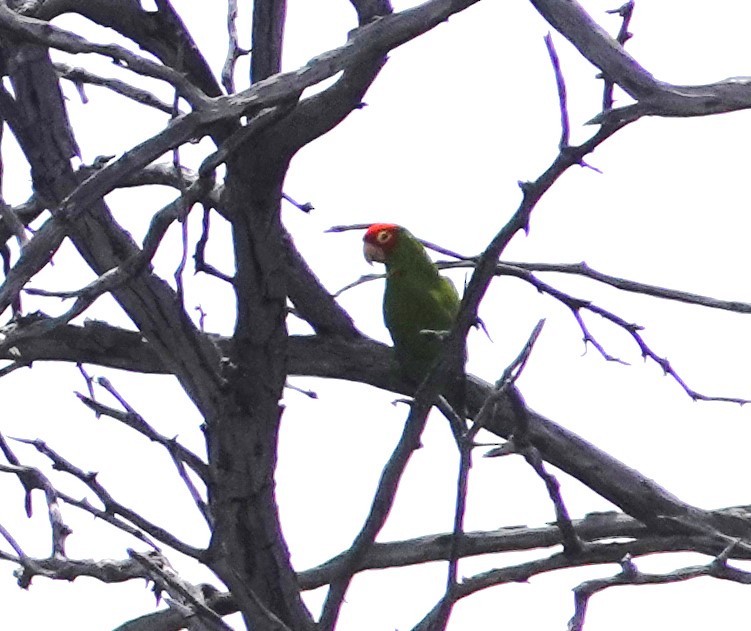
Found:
<box><xmin>363</xmin><ymin>223</ymin><xmax>466</xmax><ymax>418</ymax></box>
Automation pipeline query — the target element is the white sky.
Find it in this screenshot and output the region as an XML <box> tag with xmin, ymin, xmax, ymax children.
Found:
<box><xmin>2</xmin><ymin>1</ymin><xmax>751</xmax><ymax>629</ymax></box>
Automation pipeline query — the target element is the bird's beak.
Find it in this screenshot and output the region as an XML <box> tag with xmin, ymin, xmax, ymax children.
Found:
<box><xmin>363</xmin><ymin>241</ymin><xmax>385</xmax><ymax>265</ymax></box>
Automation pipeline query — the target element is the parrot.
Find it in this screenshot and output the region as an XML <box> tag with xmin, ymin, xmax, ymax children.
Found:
<box><xmin>363</xmin><ymin>223</ymin><xmax>466</xmax><ymax>421</ymax></box>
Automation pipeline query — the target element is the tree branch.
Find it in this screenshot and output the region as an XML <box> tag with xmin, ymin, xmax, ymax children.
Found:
<box><xmin>15</xmin><ymin>438</ymin><xmax>204</xmax><ymax>559</ymax></box>
<box><xmin>251</xmin><ymin>0</ymin><xmax>286</xmax><ymax>84</ymax></box>
<box><xmin>4</xmin><ymin>321</ymin><xmax>751</xmax><ymax>543</ymax></box>
<box><xmin>531</xmin><ymin>0</ymin><xmax>751</xmax><ymax>121</ymax></box>
<box><xmin>38</xmin><ymin>0</ymin><xmax>225</xmax><ymax>98</ymax></box>
<box><xmin>568</xmin><ymin>544</ymin><xmax>751</xmax><ymax>631</ymax></box>
<box><xmin>54</xmin><ymin>62</ymin><xmax>174</xmax><ymax>113</ymax></box>
<box><xmin>0</xmin><ymin>5</ymin><xmax>208</xmax><ymax>106</ymax></box>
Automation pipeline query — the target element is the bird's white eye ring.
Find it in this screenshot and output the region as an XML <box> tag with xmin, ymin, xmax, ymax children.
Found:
<box><xmin>376</xmin><ymin>230</ymin><xmax>391</xmax><ymax>244</ymax></box>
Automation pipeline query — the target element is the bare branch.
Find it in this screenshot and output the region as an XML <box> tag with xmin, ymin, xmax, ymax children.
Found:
<box><xmin>568</xmin><ymin>545</ymin><xmax>751</xmax><ymax>631</ymax></box>
<box><xmin>0</xmin><ymin>520</ymin><xmax>25</xmax><ymax>560</ymax></box>
<box><xmin>505</xmin><ymin>268</ymin><xmax>751</xmax><ymax>404</ymax></box>
<box><xmin>602</xmin><ymin>1</ymin><xmax>635</xmax><ymax>111</ymax></box>
<box><xmin>413</xmin><ymin>535</ymin><xmax>736</xmax><ymax>630</ymax></box>
<box><xmin>14</xmin><ymin>438</ymin><xmax>204</xmax><ymax>559</ymax></box>
<box><xmin>194</xmin><ymin>207</ymin><xmax>234</xmax><ymax>284</ymax></box>
<box><xmin>318</xmin><ymin>395</ymin><xmax>434</xmax><ymax>629</ymax></box>
<box><xmin>325</xmin><ymin>223</ymin><xmax>372</xmax><ymax>234</ymax></box>
<box><xmin>544</xmin><ymin>33</ymin><xmax>570</xmax><ymax>148</ymax></box>
<box><xmin>12</xmin><ymin>506</ymin><xmax>743</xmax><ymax>630</ymax></box>
<box><xmin>172</xmin><ymin>152</ymin><xmax>190</xmax><ymax>305</ymax></box>
<box><xmin>11</xmin><ymin>554</ymin><xmax>153</xmax><ymax>587</ymax></box>
<box><xmin>1</xmin><ymin>322</ymin><xmax>747</xmax><ymax>539</ymax></box>
<box><xmin>0</xmin><ymin>459</ymin><xmax>71</xmax><ymax>558</ymax></box>
<box><xmin>113</xmin><ymin>591</ymin><xmax>236</xmax><ymax>631</ymax></box>
<box><xmin>281</xmin><ymin>193</ymin><xmax>313</xmax><ymax>213</ymax></box>
<box><xmin>0</xmin><ymin>5</ymin><xmax>208</xmax><ymax>106</ymax></box>
<box><xmin>54</xmin><ymin>62</ymin><xmax>174</xmax><ymax>113</ymax></box>
<box><xmin>0</xmin><ymin>431</ymin><xmax>33</xmax><ymax>516</ymax></box>
<box><xmin>432</xmin><ymin>319</ymin><xmax>549</xmax><ymax>630</ymax></box>
<box><xmin>282</xmin><ymin>228</ymin><xmax>361</xmax><ymax>337</ymax></box>
<box><xmin>495</xmin><ymin>260</ymin><xmax>751</xmax><ymax>314</ymax></box>
<box><xmin>0</xmin><ymin>200</ymin><xmax>29</xmax><ymax>246</ymax></box>
<box><xmin>532</xmin><ymin>0</ymin><xmax>751</xmax><ymax>122</ymax></box>
<box><xmin>251</xmin><ymin>0</ymin><xmax>286</xmax><ymax>84</ymax></box>
<box><xmin>75</xmin><ymin>390</ymin><xmax>208</xmax><ymax>484</ymax></box>
<box><xmin>221</xmin><ymin>0</ymin><xmax>247</xmax><ymax>93</ymax></box>
<box><xmin>170</xmin><ymin>454</ymin><xmax>212</xmax><ymax>528</ymax></box>
<box><xmin>2</xmin><ymin>174</ymin><xmax>210</xmax><ymax>345</ymax></box>
<box><xmin>437</xmin><ymin>260</ymin><xmax>751</xmax><ymax>404</ymax></box>
<box><xmin>519</xmin><ymin>441</ymin><xmax>583</xmax><ymax>555</ymax></box>
<box><xmin>56</xmin><ymin>492</ymin><xmax>162</xmax><ymax>551</ymax></box>
<box><xmin>471</xmin><ymin>319</ymin><xmax>546</xmax><ymax>439</ymax></box>
<box><xmin>26</xmin><ymin>0</ymin><xmax>485</xmax><ymax>238</ymax></box>
<box><xmin>76</xmin><ymin>363</ymin><xmax>96</xmax><ymax>407</ymax></box>
<box><xmin>129</xmin><ymin>550</ymin><xmax>233</xmax><ymax>631</ymax></box>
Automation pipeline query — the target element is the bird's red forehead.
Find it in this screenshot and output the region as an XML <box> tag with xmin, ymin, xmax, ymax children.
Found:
<box><xmin>364</xmin><ymin>223</ymin><xmax>400</xmax><ymax>246</ymax></box>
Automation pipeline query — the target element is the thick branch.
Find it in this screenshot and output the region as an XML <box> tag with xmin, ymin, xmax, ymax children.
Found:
<box><xmin>251</xmin><ymin>0</ymin><xmax>286</xmax><ymax>84</ymax></box>
<box><xmin>531</xmin><ymin>0</ymin><xmax>751</xmax><ymax>120</ymax></box>
<box><xmin>5</xmin><ymin>321</ymin><xmax>751</xmax><ymax>542</ymax></box>
<box><xmin>0</xmin><ymin>5</ymin><xmax>208</xmax><ymax>106</ymax></box>
<box><xmin>38</xmin><ymin>0</ymin><xmax>224</xmax><ymax>98</ymax></box>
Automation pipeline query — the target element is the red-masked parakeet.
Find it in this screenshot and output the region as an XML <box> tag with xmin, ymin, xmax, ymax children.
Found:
<box><xmin>363</xmin><ymin>223</ymin><xmax>466</xmax><ymax>417</ymax></box>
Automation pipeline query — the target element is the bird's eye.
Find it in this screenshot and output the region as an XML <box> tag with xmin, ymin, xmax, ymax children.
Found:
<box><xmin>376</xmin><ymin>230</ymin><xmax>391</xmax><ymax>244</ymax></box>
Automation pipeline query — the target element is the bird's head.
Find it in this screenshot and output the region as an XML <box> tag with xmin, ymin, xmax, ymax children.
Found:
<box><xmin>363</xmin><ymin>223</ymin><xmax>401</xmax><ymax>265</ymax></box>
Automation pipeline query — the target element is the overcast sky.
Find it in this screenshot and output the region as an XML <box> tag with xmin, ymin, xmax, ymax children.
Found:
<box><xmin>2</xmin><ymin>1</ymin><xmax>751</xmax><ymax>629</ymax></box>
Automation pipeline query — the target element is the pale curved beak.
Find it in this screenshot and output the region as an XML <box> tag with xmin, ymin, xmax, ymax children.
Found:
<box><xmin>363</xmin><ymin>241</ymin><xmax>385</xmax><ymax>264</ymax></box>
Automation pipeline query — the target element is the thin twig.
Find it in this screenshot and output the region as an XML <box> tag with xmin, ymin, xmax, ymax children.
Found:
<box><xmin>221</xmin><ymin>0</ymin><xmax>249</xmax><ymax>94</ymax></box>
<box><xmin>332</xmin><ymin>272</ymin><xmax>384</xmax><ymax>298</ymax></box>
<box><xmin>282</xmin><ymin>192</ymin><xmax>314</xmax><ymax>213</ymax></box>
<box><xmin>568</xmin><ymin>542</ymin><xmax>751</xmax><ymax>631</ymax></box>
<box><xmin>0</xmin><ymin>461</ymin><xmax>71</xmax><ymax>556</ymax></box>
<box><xmin>318</xmin><ymin>390</ymin><xmax>436</xmax><ymax>629</ymax></box>
<box><xmin>9</xmin><ymin>182</ymin><xmax>211</xmax><ymax>348</ymax></box>
<box><xmin>436</xmin><ymin>320</ymin><xmax>547</xmax><ymax>627</ymax></box>
<box><xmin>0</xmin><ymin>431</ymin><xmax>33</xmax><ymax>516</ymax></box>
<box><xmin>518</xmin><ymin>440</ymin><xmax>583</xmax><ymax>555</ymax></box>
<box><xmin>284</xmin><ymin>381</ymin><xmax>318</xmax><ymax>399</ymax></box>
<box><xmin>442</xmin><ymin>260</ymin><xmax>751</xmax><ymax>405</ymax></box>
<box><xmin>544</xmin><ymin>34</ymin><xmax>570</xmax><ymax>148</ymax></box>
<box><xmin>76</xmin><ymin>363</ymin><xmax>97</xmax><ymax>409</ymax></box>
<box><xmin>477</xmin><ymin>322</ymin><xmax>581</xmax><ymax>555</ymax></box>
<box><xmin>436</xmin><ymin>429</ymin><xmax>472</xmax><ymax>629</ymax></box>
<box><xmin>195</xmin><ymin>304</ymin><xmax>207</xmax><ymax>331</ymax></box>
<box><xmin>0</xmin><ymin>6</ymin><xmax>208</xmax><ymax>107</ymax></box>
<box><xmin>171</xmin><ymin>75</ymin><xmax>190</xmax><ymax>305</ymax></box>
<box><xmin>327</xmin><ymin>223</ymin><xmax>472</xmax><ymax>260</ymax></box>
<box><xmin>497</xmin><ymin>260</ymin><xmax>751</xmax><ymax>314</ymax></box>
<box><xmin>59</xmin><ymin>491</ymin><xmax>161</xmax><ymax>551</ymax></box>
<box><xmin>76</xmin><ymin>383</ymin><xmax>208</xmax><ymax>483</ymax></box>
<box><xmin>13</xmin><ymin>438</ymin><xmax>203</xmax><ymax>559</ymax></box>
<box><xmin>326</xmin><ymin>103</ymin><xmax>633</xmax><ymax>631</ymax></box>
<box><xmin>54</xmin><ymin>62</ymin><xmax>174</xmax><ymax>113</ymax></box>
<box><xmin>500</xmin><ymin>269</ymin><xmax>751</xmax><ymax>404</ymax></box>
<box><xmin>0</xmin><ymin>520</ymin><xmax>24</xmax><ymax>559</ymax></box>
<box><xmin>340</xmin><ymin>254</ymin><xmax>751</xmax><ymax>317</ymax></box>
<box><xmin>169</xmin><ymin>452</ymin><xmax>212</xmax><ymax>527</ymax></box>
<box><xmin>471</xmin><ymin>319</ymin><xmax>546</xmax><ymax>440</ymax></box>
<box><xmin>325</xmin><ymin>223</ymin><xmax>371</xmax><ymax>234</ymax></box>
<box><xmin>194</xmin><ymin>207</ymin><xmax>234</xmax><ymax>284</ymax></box>
<box><xmin>602</xmin><ymin>2</ymin><xmax>635</xmax><ymax>112</ymax></box>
